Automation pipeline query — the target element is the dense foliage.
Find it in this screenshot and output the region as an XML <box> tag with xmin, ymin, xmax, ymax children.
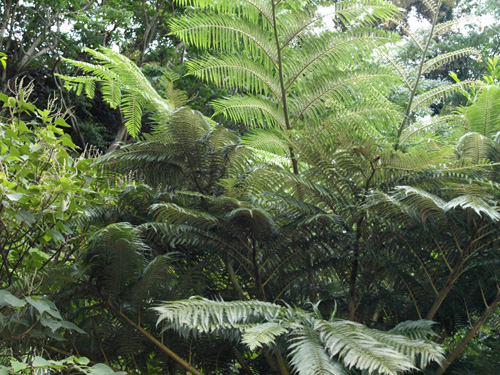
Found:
<box><xmin>1</xmin><ymin>0</ymin><xmax>499</xmax><ymax>375</ymax></box>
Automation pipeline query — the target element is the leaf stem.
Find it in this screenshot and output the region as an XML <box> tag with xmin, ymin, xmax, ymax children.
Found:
<box><xmin>395</xmin><ymin>1</ymin><xmax>442</xmax><ymax>149</ymax></box>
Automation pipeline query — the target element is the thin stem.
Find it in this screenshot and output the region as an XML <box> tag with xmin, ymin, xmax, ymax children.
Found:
<box><xmin>395</xmin><ymin>1</ymin><xmax>442</xmax><ymax>149</ymax></box>
<box><xmin>271</xmin><ymin>0</ymin><xmax>298</xmax><ymax>174</ymax></box>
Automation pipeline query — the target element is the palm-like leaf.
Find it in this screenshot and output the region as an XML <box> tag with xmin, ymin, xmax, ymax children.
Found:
<box><xmin>154</xmin><ymin>298</ymin><xmax>444</xmax><ymax>375</ymax></box>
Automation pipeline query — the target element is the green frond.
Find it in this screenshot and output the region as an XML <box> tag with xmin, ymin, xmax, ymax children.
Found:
<box><xmin>400</xmin><ymin>115</ymin><xmax>463</xmax><ymax>144</ymax></box>
<box><xmin>389</xmin><ymin>18</ymin><xmax>424</xmax><ymax>50</ymax></box>
<box><xmin>422</xmin><ymin>48</ymin><xmax>482</xmax><ymax>75</ymax></box>
<box><xmin>410</xmin><ymin>80</ymin><xmax>480</xmax><ymax>113</ymax></box>
<box><xmin>207</xmin><ymin>125</ymin><xmax>239</xmax><ymax>150</ymax></box>
<box><xmin>433</xmin><ymin>16</ymin><xmax>480</xmax><ymax>36</ymax></box>
<box><xmin>186</xmin><ymin>56</ymin><xmax>281</xmax><ymax>98</ymax></box>
<box><xmin>212</xmin><ymin>96</ymin><xmax>285</xmax><ymax>129</ymax></box>
<box><xmin>367</xmin><ymin>187</ymin><xmax>445</xmax><ymax>225</ymax></box>
<box><xmin>242</xmin><ymin>322</ymin><xmax>290</xmax><ymax>351</ymax></box>
<box><xmin>158</xmin><ymin>72</ymin><xmax>189</xmax><ymax>109</ymax></box>
<box><xmin>174</xmin><ymin>0</ymin><xmax>274</xmax><ymax>26</ymax></box>
<box><xmin>323</xmin><ymin>104</ymin><xmax>403</xmax><ymax>141</ymax></box>
<box><xmin>389</xmin><ymin>320</ymin><xmax>437</xmax><ymax>341</ymax></box>
<box><xmin>290</xmin><ymin>71</ymin><xmax>397</xmax><ymax>124</ymax></box>
<box><xmin>277</xmin><ymin>7</ymin><xmax>321</xmax><ymax>48</ymax></box>
<box><xmin>289</xmin><ymin>327</ymin><xmax>346</xmax><ymax>375</ymax></box>
<box><xmin>378</xmin><ymin>49</ymin><xmax>413</xmax><ymax>89</ymax></box>
<box><xmin>242</xmin><ymin>129</ymin><xmax>289</xmax><ymax>156</ymax></box>
<box><xmin>129</xmin><ymin>254</ymin><xmax>180</xmax><ymax>304</ymax></box>
<box><xmin>420</xmin><ymin>0</ymin><xmax>439</xmax><ymax>14</ymax></box>
<box><xmin>150</xmin><ymin>203</ymin><xmax>218</xmax><ymax>229</ymax></box>
<box><xmin>170</xmin><ymin>14</ymin><xmax>277</xmax><ymax>66</ymax></box>
<box><xmin>61</xmin><ymin>47</ymin><xmax>174</xmax><ymax>137</ymax></box>
<box><xmin>121</xmin><ymin>92</ymin><xmax>144</xmax><ymax>138</ymax></box>
<box><xmin>55</xmin><ymin>75</ymin><xmax>100</xmax><ymax>99</ymax></box>
<box><xmin>456</xmin><ymin>132</ymin><xmax>497</xmax><ymax>162</ymax></box>
<box><xmin>285</xmin><ymin>29</ymin><xmax>398</xmax><ymax>86</ymax></box>
<box><xmin>379</xmin><ymin>147</ymin><xmax>452</xmax><ymax>173</ymax></box>
<box><xmin>367</xmin><ymin>325</ymin><xmax>444</xmax><ymax>369</ymax></box>
<box><xmin>443</xmin><ymin>195</ymin><xmax>500</xmax><ymax>221</ymax></box>
<box><xmin>317</xmin><ymin>320</ymin><xmax>416</xmax><ymax>375</ymax></box>
<box><xmin>334</xmin><ymin>0</ymin><xmax>402</xmax><ymax>27</ymax></box>
<box><xmin>462</xmin><ymin>85</ymin><xmax>500</xmax><ymax>138</ymax></box>
<box><xmin>154</xmin><ymin>297</ymin><xmax>284</xmax><ymax>333</ymax></box>
<box><xmin>83</xmin><ymin>223</ymin><xmax>149</xmax><ymax>297</ymax></box>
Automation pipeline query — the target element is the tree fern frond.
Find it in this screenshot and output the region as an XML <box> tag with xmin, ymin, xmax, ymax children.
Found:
<box><xmin>174</xmin><ymin>0</ymin><xmax>274</xmax><ymax>26</ymax></box>
<box><xmin>285</xmin><ymin>29</ymin><xmax>397</xmax><ymax>86</ymax></box>
<box><xmin>61</xmin><ymin>48</ymin><xmax>174</xmax><ymax>137</ymax></box>
<box><xmin>289</xmin><ymin>327</ymin><xmax>346</xmax><ymax>375</ymax></box>
<box><xmin>154</xmin><ymin>298</ymin><xmax>284</xmax><ymax>333</ymax></box>
<box><xmin>317</xmin><ymin>320</ymin><xmax>416</xmax><ymax>375</ymax></box>
<box><xmin>242</xmin><ymin>129</ymin><xmax>289</xmax><ymax>156</ymax></box>
<box><xmin>456</xmin><ymin>132</ymin><xmax>497</xmax><ymax>162</ymax></box>
<box><xmin>121</xmin><ymin>92</ymin><xmax>144</xmax><ymax>138</ymax></box>
<box><xmin>420</xmin><ymin>0</ymin><xmax>439</xmax><ymax>14</ymax></box>
<box><xmin>367</xmin><ymin>326</ymin><xmax>444</xmax><ymax>369</ymax></box>
<box><xmin>170</xmin><ymin>14</ymin><xmax>277</xmax><ymax>66</ymax></box>
<box><xmin>389</xmin><ymin>320</ymin><xmax>437</xmax><ymax>341</ymax></box>
<box><xmin>462</xmin><ymin>85</ymin><xmax>500</xmax><ymax>138</ymax></box>
<box><xmin>212</xmin><ymin>96</ymin><xmax>286</xmax><ymax>129</ymax></box>
<box><xmin>410</xmin><ymin>80</ymin><xmax>480</xmax><ymax>113</ymax></box>
<box><xmin>389</xmin><ymin>18</ymin><xmax>424</xmax><ymax>50</ymax></box>
<box><xmin>186</xmin><ymin>57</ymin><xmax>281</xmax><ymax>98</ymax></box>
<box><xmin>150</xmin><ymin>203</ymin><xmax>218</xmax><ymax>229</ymax></box>
<box><xmin>84</xmin><ymin>223</ymin><xmax>149</xmax><ymax>297</ymax></box>
<box><xmin>378</xmin><ymin>49</ymin><xmax>413</xmax><ymax>89</ymax></box>
<box><xmin>290</xmin><ymin>72</ymin><xmax>397</xmax><ymax>124</ymax></box>
<box><xmin>367</xmin><ymin>187</ymin><xmax>446</xmax><ymax>225</ymax></box>
<box><xmin>334</xmin><ymin>0</ymin><xmax>402</xmax><ymax>26</ymax></box>
<box><xmin>433</xmin><ymin>16</ymin><xmax>480</xmax><ymax>36</ymax></box>
<box><xmin>443</xmin><ymin>195</ymin><xmax>500</xmax><ymax>221</ymax></box>
<box><xmin>422</xmin><ymin>48</ymin><xmax>482</xmax><ymax>75</ymax></box>
<box><xmin>242</xmin><ymin>322</ymin><xmax>290</xmax><ymax>351</ymax></box>
<box><xmin>400</xmin><ymin>115</ymin><xmax>463</xmax><ymax>144</ymax></box>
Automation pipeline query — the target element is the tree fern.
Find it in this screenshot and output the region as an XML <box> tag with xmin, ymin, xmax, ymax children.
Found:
<box><xmin>154</xmin><ymin>298</ymin><xmax>444</xmax><ymax>375</ymax></box>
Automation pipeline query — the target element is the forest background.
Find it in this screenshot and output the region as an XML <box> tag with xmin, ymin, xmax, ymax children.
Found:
<box><xmin>1</xmin><ymin>0</ymin><xmax>500</xmax><ymax>374</ymax></box>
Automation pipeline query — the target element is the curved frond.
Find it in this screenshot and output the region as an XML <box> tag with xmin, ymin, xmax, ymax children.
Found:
<box><xmin>242</xmin><ymin>322</ymin><xmax>290</xmax><ymax>351</ymax></box>
<box><xmin>289</xmin><ymin>327</ymin><xmax>346</xmax><ymax>375</ymax></box>
<box><xmin>212</xmin><ymin>96</ymin><xmax>286</xmax><ymax>129</ymax></box>
<box><xmin>170</xmin><ymin>14</ymin><xmax>277</xmax><ymax>66</ymax></box>
<box><xmin>422</xmin><ymin>48</ymin><xmax>482</xmax><ymax>75</ymax></box>
<box><xmin>317</xmin><ymin>320</ymin><xmax>416</xmax><ymax>375</ymax></box>
<box><xmin>154</xmin><ymin>298</ymin><xmax>284</xmax><ymax>332</ymax></box>
<box><xmin>410</xmin><ymin>80</ymin><xmax>480</xmax><ymax>113</ymax></box>
<box><xmin>186</xmin><ymin>57</ymin><xmax>281</xmax><ymax>98</ymax></box>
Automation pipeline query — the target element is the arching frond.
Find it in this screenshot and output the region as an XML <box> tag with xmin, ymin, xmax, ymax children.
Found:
<box><xmin>212</xmin><ymin>96</ymin><xmax>285</xmax><ymax>129</ymax></box>
<box><xmin>154</xmin><ymin>297</ymin><xmax>284</xmax><ymax>332</ymax></box>
<box><xmin>186</xmin><ymin>57</ymin><xmax>280</xmax><ymax>98</ymax></box>
<box><xmin>410</xmin><ymin>80</ymin><xmax>480</xmax><ymax>113</ymax></box>
<box><xmin>242</xmin><ymin>322</ymin><xmax>290</xmax><ymax>351</ymax></box>
<box><xmin>170</xmin><ymin>14</ymin><xmax>277</xmax><ymax>67</ymax></box>
<box><xmin>285</xmin><ymin>29</ymin><xmax>397</xmax><ymax>86</ymax></box>
<box><xmin>290</xmin><ymin>71</ymin><xmax>397</xmax><ymax>124</ymax></box>
<box><xmin>400</xmin><ymin>115</ymin><xmax>463</xmax><ymax>144</ymax></box>
<box><xmin>174</xmin><ymin>0</ymin><xmax>274</xmax><ymax>26</ymax></box>
<box><xmin>334</xmin><ymin>0</ymin><xmax>401</xmax><ymax>26</ymax></box>
<box><xmin>83</xmin><ymin>223</ymin><xmax>149</xmax><ymax>297</ymax></box>
<box><xmin>422</xmin><ymin>48</ymin><xmax>482</xmax><ymax>75</ymax></box>
<box><xmin>462</xmin><ymin>85</ymin><xmax>500</xmax><ymax>138</ymax></box>
<box><xmin>289</xmin><ymin>327</ymin><xmax>346</xmax><ymax>375</ymax></box>
<box><xmin>433</xmin><ymin>16</ymin><xmax>480</xmax><ymax>36</ymax></box>
<box><xmin>60</xmin><ymin>48</ymin><xmax>173</xmax><ymax>137</ymax></box>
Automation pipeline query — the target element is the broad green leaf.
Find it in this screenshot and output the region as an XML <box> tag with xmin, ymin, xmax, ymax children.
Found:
<box><xmin>0</xmin><ymin>290</ymin><xmax>25</xmax><ymax>307</ymax></box>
